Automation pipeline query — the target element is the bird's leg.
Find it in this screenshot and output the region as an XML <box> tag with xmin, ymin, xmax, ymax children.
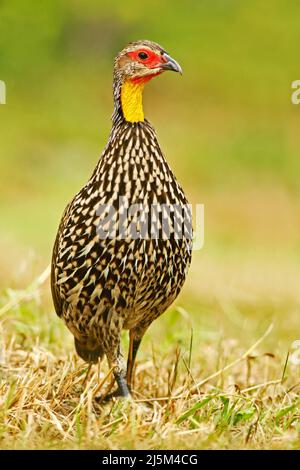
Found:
<box><xmin>126</xmin><ymin>328</ymin><xmax>144</xmax><ymax>392</ymax></box>
<box><xmin>82</xmin><ymin>362</ymin><xmax>93</xmax><ymax>388</ymax></box>
<box><xmin>104</xmin><ymin>343</ymin><xmax>130</xmax><ymax>400</ymax></box>
<box><xmin>93</xmin><ymin>313</ymin><xmax>131</xmax><ymax>401</ymax></box>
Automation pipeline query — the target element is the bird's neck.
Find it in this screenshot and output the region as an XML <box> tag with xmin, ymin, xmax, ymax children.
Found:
<box><xmin>112</xmin><ymin>75</ymin><xmax>148</xmax><ymax>125</ymax></box>
<box><xmin>120</xmin><ymin>80</ymin><xmax>145</xmax><ymax>123</ymax></box>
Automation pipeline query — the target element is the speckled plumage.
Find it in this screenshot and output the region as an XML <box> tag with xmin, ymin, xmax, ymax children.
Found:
<box><xmin>51</xmin><ymin>40</ymin><xmax>192</xmax><ymax>398</ymax></box>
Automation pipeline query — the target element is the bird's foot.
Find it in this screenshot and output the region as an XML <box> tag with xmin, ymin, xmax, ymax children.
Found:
<box><xmin>95</xmin><ymin>374</ymin><xmax>131</xmax><ymax>403</ymax></box>
<box><xmin>100</xmin><ymin>390</ymin><xmax>132</xmax><ymax>403</ymax></box>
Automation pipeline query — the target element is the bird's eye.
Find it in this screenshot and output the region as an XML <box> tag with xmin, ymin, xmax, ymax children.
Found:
<box><xmin>138</xmin><ymin>51</ymin><xmax>149</xmax><ymax>60</ymax></box>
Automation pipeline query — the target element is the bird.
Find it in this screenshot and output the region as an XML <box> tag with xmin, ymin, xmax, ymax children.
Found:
<box><xmin>51</xmin><ymin>40</ymin><xmax>193</xmax><ymax>399</ymax></box>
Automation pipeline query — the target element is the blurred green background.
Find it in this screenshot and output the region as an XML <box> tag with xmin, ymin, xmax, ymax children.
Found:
<box><xmin>1</xmin><ymin>0</ymin><xmax>300</xmax><ymax>349</ymax></box>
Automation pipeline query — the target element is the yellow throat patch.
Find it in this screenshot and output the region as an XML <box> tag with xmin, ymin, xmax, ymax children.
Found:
<box><xmin>121</xmin><ymin>80</ymin><xmax>145</xmax><ymax>123</ymax></box>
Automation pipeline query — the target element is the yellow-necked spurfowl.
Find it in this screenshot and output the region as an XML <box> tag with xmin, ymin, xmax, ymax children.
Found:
<box><xmin>51</xmin><ymin>40</ymin><xmax>192</xmax><ymax>398</ymax></box>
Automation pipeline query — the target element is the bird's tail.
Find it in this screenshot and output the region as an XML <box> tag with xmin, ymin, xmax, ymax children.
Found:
<box><xmin>74</xmin><ymin>337</ymin><xmax>104</xmax><ymax>364</ymax></box>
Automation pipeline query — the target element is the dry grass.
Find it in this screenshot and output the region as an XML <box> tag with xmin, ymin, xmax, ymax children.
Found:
<box><xmin>0</xmin><ymin>269</ymin><xmax>300</xmax><ymax>450</ymax></box>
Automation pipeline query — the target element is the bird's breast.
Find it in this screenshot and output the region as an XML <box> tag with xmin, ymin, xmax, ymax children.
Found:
<box><xmin>53</xmin><ymin>121</ymin><xmax>192</xmax><ymax>321</ymax></box>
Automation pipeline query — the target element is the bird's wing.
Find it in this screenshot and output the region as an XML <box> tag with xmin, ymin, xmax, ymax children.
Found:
<box><xmin>51</xmin><ymin>203</ymin><xmax>71</xmax><ymax>318</ymax></box>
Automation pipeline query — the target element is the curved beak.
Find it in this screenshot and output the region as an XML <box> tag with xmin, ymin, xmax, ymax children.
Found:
<box><xmin>161</xmin><ymin>53</ymin><xmax>183</xmax><ymax>74</ymax></box>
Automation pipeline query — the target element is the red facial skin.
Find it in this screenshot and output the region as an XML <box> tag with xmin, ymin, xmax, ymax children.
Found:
<box><xmin>127</xmin><ymin>49</ymin><xmax>166</xmax><ymax>84</ymax></box>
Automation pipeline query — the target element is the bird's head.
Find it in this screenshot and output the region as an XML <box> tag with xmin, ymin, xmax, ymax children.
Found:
<box><xmin>113</xmin><ymin>40</ymin><xmax>182</xmax><ymax>123</ymax></box>
<box><xmin>115</xmin><ymin>40</ymin><xmax>182</xmax><ymax>84</ymax></box>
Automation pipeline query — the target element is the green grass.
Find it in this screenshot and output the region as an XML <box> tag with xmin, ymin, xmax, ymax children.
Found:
<box><xmin>0</xmin><ymin>259</ymin><xmax>300</xmax><ymax>449</ymax></box>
